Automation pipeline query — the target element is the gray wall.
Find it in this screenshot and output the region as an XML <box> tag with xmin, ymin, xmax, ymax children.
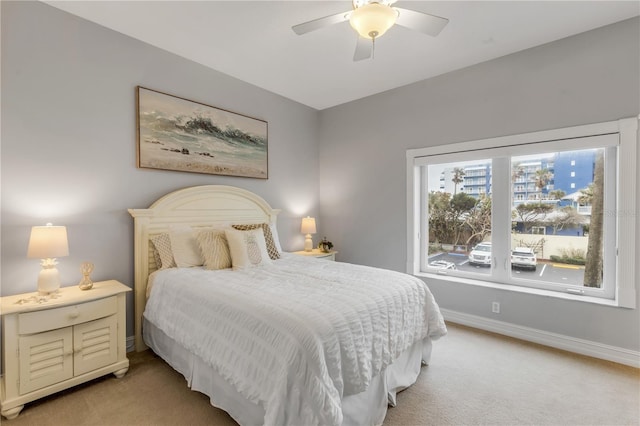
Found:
<box><xmin>1</xmin><ymin>1</ymin><xmax>321</xmax><ymax>337</ymax></box>
<box><xmin>2</xmin><ymin>1</ymin><xmax>638</xmax><ymax>353</ymax></box>
<box><xmin>318</xmin><ymin>17</ymin><xmax>640</xmax><ymax>351</ymax></box>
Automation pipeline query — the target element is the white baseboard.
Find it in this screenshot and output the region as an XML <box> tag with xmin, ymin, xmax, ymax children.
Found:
<box><xmin>441</xmin><ymin>308</ymin><xmax>640</xmax><ymax>368</ymax></box>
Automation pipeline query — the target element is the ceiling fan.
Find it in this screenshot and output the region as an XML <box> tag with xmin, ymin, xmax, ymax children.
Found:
<box><xmin>292</xmin><ymin>0</ymin><xmax>449</xmax><ymax>61</ymax></box>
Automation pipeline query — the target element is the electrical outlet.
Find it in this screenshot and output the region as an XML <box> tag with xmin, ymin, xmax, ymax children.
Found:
<box><xmin>492</xmin><ymin>302</ymin><xmax>500</xmax><ymax>313</ymax></box>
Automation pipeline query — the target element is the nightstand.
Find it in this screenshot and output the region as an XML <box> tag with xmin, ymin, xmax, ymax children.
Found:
<box><xmin>292</xmin><ymin>249</ymin><xmax>337</xmax><ymax>261</ymax></box>
<box><xmin>0</xmin><ymin>280</ymin><xmax>131</xmax><ymax>419</ymax></box>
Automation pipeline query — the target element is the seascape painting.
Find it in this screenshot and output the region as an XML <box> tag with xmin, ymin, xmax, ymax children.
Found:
<box><xmin>137</xmin><ymin>87</ymin><xmax>268</xmax><ymax>178</ymax></box>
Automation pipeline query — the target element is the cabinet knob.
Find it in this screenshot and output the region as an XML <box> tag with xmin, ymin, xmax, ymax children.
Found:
<box><xmin>69</xmin><ymin>309</ymin><xmax>79</xmax><ymax>319</ymax></box>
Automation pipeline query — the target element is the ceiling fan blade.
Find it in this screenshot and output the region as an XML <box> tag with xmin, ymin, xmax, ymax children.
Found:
<box><xmin>292</xmin><ymin>11</ymin><xmax>350</xmax><ymax>35</ymax></box>
<box><xmin>394</xmin><ymin>7</ymin><xmax>449</xmax><ymax>37</ymax></box>
<box><xmin>353</xmin><ymin>36</ymin><xmax>372</xmax><ymax>62</ymax></box>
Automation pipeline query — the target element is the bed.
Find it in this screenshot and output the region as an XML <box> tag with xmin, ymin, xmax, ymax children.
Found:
<box><xmin>128</xmin><ymin>185</ymin><xmax>446</xmax><ymax>426</ymax></box>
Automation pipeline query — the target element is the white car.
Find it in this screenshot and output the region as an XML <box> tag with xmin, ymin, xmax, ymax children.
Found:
<box><xmin>468</xmin><ymin>242</ymin><xmax>492</xmax><ymax>266</ymax></box>
<box><xmin>511</xmin><ymin>247</ymin><xmax>537</xmax><ymax>271</ymax></box>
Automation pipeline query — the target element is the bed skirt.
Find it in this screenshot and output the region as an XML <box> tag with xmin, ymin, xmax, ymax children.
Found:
<box><xmin>143</xmin><ymin>318</ymin><xmax>433</xmax><ymax>426</ymax></box>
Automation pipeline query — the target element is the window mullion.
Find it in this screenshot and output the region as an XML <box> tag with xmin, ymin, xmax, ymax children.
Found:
<box><xmin>491</xmin><ymin>157</ymin><xmax>511</xmax><ymax>283</ymax></box>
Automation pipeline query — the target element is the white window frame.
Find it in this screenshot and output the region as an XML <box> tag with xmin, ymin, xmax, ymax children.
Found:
<box><xmin>406</xmin><ymin>117</ymin><xmax>637</xmax><ymax>308</ymax></box>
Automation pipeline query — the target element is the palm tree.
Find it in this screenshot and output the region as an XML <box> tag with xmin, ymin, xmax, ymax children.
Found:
<box><xmin>451</xmin><ymin>167</ymin><xmax>465</xmax><ymax>195</ymax></box>
<box><xmin>534</xmin><ymin>168</ymin><xmax>552</xmax><ymax>202</ymax></box>
<box><xmin>548</xmin><ymin>189</ymin><xmax>566</xmax><ymax>200</ymax></box>
<box><xmin>511</xmin><ymin>163</ymin><xmax>525</xmax><ymax>202</ymax></box>
<box><xmin>584</xmin><ymin>151</ymin><xmax>604</xmax><ymax>287</ymax></box>
<box><xmin>511</xmin><ymin>163</ymin><xmax>525</xmax><ymax>182</ymax></box>
<box><xmin>578</xmin><ymin>184</ymin><xmax>594</xmax><ymax>206</ymax></box>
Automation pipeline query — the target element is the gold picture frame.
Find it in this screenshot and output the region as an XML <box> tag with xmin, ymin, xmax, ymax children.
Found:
<box><xmin>136</xmin><ymin>86</ymin><xmax>268</xmax><ymax>179</ymax></box>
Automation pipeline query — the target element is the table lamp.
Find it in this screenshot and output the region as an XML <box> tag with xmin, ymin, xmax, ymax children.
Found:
<box><xmin>301</xmin><ymin>216</ymin><xmax>317</xmax><ymax>252</ymax></box>
<box><xmin>27</xmin><ymin>223</ymin><xmax>69</xmax><ymax>294</ymax></box>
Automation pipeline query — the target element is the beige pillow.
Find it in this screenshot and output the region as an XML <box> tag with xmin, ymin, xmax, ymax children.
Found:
<box><xmin>169</xmin><ymin>225</ymin><xmax>204</xmax><ymax>268</ymax></box>
<box><xmin>232</xmin><ymin>223</ymin><xmax>280</xmax><ymax>260</ymax></box>
<box><xmin>197</xmin><ymin>229</ymin><xmax>232</xmax><ymax>270</ymax></box>
<box><xmin>225</xmin><ymin>228</ymin><xmax>272</xmax><ymax>270</ymax></box>
<box><xmin>150</xmin><ymin>233</ymin><xmax>176</xmax><ymax>269</ymax></box>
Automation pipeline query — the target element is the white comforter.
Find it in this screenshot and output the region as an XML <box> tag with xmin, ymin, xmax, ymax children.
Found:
<box><xmin>144</xmin><ymin>254</ymin><xmax>446</xmax><ymax>426</ymax></box>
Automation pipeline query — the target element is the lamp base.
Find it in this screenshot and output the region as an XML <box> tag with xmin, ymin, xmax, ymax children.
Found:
<box><xmin>304</xmin><ymin>234</ymin><xmax>313</xmax><ymax>252</ymax></box>
<box><xmin>37</xmin><ymin>260</ymin><xmax>61</xmax><ymax>295</ymax></box>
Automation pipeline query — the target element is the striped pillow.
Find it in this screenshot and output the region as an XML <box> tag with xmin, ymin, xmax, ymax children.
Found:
<box><xmin>232</xmin><ymin>223</ymin><xmax>281</xmax><ymax>260</ymax></box>
<box><xmin>197</xmin><ymin>229</ymin><xmax>232</xmax><ymax>270</ymax></box>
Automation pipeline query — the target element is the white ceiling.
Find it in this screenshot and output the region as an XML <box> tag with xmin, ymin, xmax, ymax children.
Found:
<box><xmin>44</xmin><ymin>1</ymin><xmax>639</xmax><ymax>110</ymax></box>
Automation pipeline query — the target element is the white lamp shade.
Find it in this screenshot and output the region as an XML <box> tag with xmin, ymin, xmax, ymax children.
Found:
<box><xmin>301</xmin><ymin>217</ymin><xmax>317</xmax><ymax>235</ymax></box>
<box><xmin>27</xmin><ymin>225</ymin><xmax>69</xmax><ymax>259</ymax></box>
<box><xmin>349</xmin><ymin>2</ymin><xmax>398</xmax><ymax>39</ymax></box>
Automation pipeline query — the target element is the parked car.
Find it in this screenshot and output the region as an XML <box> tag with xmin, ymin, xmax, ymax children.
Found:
<box><xmin>511</xmin><ymin>247</ymin><xmax>537</xmax><ymax>270</ymax></box>
<box><xmin>429</xmin><ymin>260</ymin><xmax>457</xmax><ymax>270</ymax></box>
<box><xmin>468</xmin><ymin>242</ymin><xmax>492</xmax><ymax>266</ymax></box>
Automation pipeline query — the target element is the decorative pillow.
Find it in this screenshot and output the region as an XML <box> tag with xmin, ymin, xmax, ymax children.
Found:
<box><xmin>269</xmin><ymin>222</ymin><xmax>283</xmax><ymax>253</ymax></box>
<box><xmin>225</xmin><ymin>228</ymin><xmax>272</xmax><ymax>270</ymax></box>
<box><xmin>150</xmin><ymin>244</ymin><xmax>162</xmax><ymax>270</ymax></box>
<box><xmin>169</xmin><ymin>225</ymin><xmax>204</xmax><ymax>268</ymax></box>
<box><xmin>197</xmin><ymin>229</ymin><xmax>232</xmax><ymax>270</ymax></box>
<box><xmin>232</xmin><ymin>223</ymin><xmax>281</xmax><ymax>260</ymax></box>
<box><xmin>150</xmin><ymin>233</ymin><xmax>176</xmax><ymax>269</ymax></box>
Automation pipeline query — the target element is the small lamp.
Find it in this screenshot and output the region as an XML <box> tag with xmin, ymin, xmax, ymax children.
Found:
<box><xmin>27</xmin><ymin>223</ymin><xmax>69</xmax><ymax>295</ymax></box>
<box><xmin>301</xmin><ymin>216</ymin><xmax>317</xmax><ymax>252</ymax></box>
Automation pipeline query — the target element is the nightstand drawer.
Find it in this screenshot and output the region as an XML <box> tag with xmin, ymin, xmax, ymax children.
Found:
<box><xmin>18</xmin><ymin>296</ymin><xmax>117</xmax><ymax>335</ymax></box>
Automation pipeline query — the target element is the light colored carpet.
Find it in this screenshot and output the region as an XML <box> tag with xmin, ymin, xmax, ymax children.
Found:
<box><xmin>4</xmin><ymin>323</ymin><xmax>638</xmax><ymax>426</ymax></box>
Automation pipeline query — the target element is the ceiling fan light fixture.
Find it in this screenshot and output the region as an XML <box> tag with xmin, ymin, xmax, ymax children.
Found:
<box><xmin>349</xmin><ymin>2</ymin><xmax>398</xmax><ymax>39</ymax></box>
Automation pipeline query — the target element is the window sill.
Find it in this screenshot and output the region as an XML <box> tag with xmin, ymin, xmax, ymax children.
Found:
<box><xmin>415</xmin><ymin>271</ymin><xmax>632</xmax><ymax>308</ymax></box>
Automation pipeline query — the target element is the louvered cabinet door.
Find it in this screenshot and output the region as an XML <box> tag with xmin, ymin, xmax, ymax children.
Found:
<box><xmin>1</xmin><ymin>281</ymin><xmax>131</xmax><ymax>420</ymax></box>
<box><xmin>73</xmin><ymin>315</ymin><xmax>118</xmax><ymax>376</ymax></box>
<box><xmin>18</xmin><ymin>328</ymin><xmax>73</xmax><ymax>395</ymax></box>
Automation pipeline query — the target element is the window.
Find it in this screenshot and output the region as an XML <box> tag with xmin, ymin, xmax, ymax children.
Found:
<box><xmin>407</xmin><ymin>118</ymin><xmax>637</xmax><ymax>307</ymax></box>
<box><xmin>531</xmin><ymin>226</ymin><xmax>546</xmax><ymax>235</ymax></box>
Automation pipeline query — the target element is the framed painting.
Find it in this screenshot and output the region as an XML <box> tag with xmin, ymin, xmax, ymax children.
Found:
<box><xmin>136</xmin><ymin>86</ymin><xmax>268</xmax><ymax>179</ymax></box>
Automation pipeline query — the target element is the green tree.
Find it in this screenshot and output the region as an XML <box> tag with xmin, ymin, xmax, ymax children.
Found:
<box><xmin>548</xmin><ymin>206</ymin><xmax>583</xmax><ymax>235</ymax></box>
<box><xmin>584</xmin><ymin>150</ymin><xmax>604</xmax><ymax>287</ymax></box>
<box><xmin>449</xmin><ymin>192</ymin><xmax>477</xmax><ymax>246</ymax></box>
<box><xmin>548</xmin><ymin>189</ymin><xmax>566</xmax><ymax>201</ymax></box>
<box><xmin>578</xmin><ymin>184</ymin><xmax>594</xmax><ymax>206</ymax></box>
<box><xmin>428</xmin><ymin>191</ymin><xmax>481</xmax><ymax>247</ymax></box>
<box><xmin>451</xmin><ymin>167</ymin><xmax>465</xmax><ymax>195</ymax></box>
<box><xmin>464</xmin><ymin>194</ymin><xmax>492</xmax><ymax>247</ymax></box>
<box><xmin>428</xmin><ymin>191</ymin><xmax>453</xmax><ymax>245</ymax></box>
<box><xmin>534</xmin><ymin>168</ymin><xmax>552</xmax><ymax>201</ymax></box>
<box><xmin>514</xmin><ymin>203</ymin><xmax>554</xmax><ymax>233</ymax></box>
<box><xmin>511</xmin><ymin>163</ymin><xmax>525</xmax><ymax>182</ymax></box>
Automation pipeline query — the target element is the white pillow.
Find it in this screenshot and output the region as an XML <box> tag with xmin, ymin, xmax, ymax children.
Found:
<box><xmin>225</xmin><ymin>228</ymin><xmax>272</xmax><ymax>270</ymax></box>
<box><xmin>269</xmin><ymin>222</ymin><xmax>283</xmax><ymax>254</ymax></box>
<box><xmin>169</xmin><ymin>225</ymin><xmax>204</xmax><ymax>268</ymax></box>
<box><xmin>231</xmin><ymin>223</ymin><xmax>280</xmax><ymax>260</ymax></box>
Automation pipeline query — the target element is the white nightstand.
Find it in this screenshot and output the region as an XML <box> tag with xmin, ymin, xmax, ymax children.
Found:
<box><xmin>0</xmin><ymin>280</ymin><xmax>131</xmax><ymax>419</ymax></box>
<box><xmin>292</xmin><ymin>249</ymin><xmax>337</xmax><ymax>261</ymax></box>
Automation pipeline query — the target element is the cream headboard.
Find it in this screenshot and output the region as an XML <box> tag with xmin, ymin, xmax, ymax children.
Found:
<box><xmin>128</xmin><ymin>185</ymin><xmax>280</xmax><ymax>351</ymax></box>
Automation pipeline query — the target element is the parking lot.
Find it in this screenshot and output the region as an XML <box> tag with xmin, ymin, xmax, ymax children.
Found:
<box><xmin>428</xmin><ymin>252</ymin><xmax>585</xmax><ymax>286</ymax></box>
